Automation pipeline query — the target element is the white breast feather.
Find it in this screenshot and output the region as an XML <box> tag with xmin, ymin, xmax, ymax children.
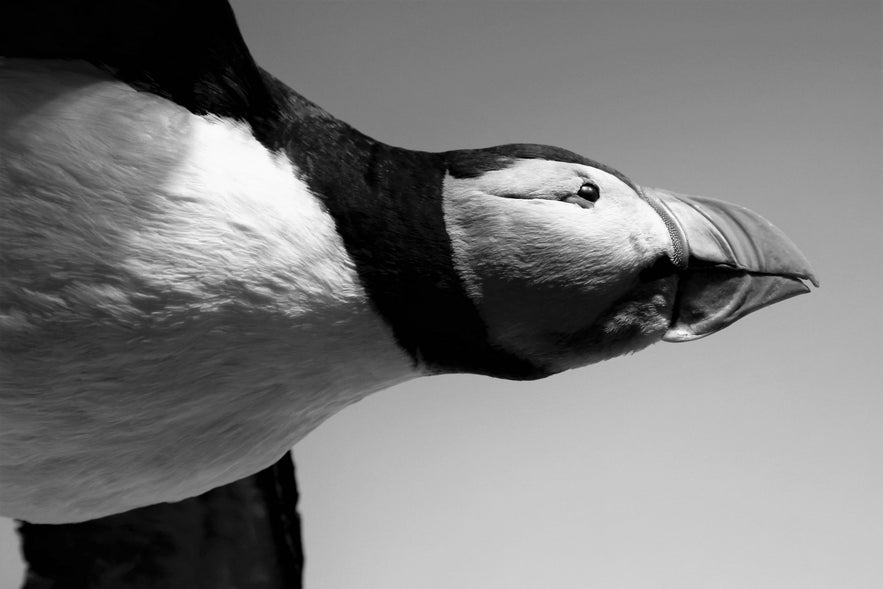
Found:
<box><xmin>0</xmin><ymin>61</ymin><xmax>414</xmax><ymax>522</ymax></box>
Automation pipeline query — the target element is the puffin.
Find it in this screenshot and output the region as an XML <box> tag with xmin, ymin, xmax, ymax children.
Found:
<box><xmin>0</xmin><ymin>0</ymin><xmax>817</xmax><ymax>524</ymax></box>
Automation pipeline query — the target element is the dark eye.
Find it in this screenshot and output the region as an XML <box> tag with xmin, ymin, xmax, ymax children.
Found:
<box><xmin>562</xmin><ymin>182</ymin><xmax>601</xmax><ymax>209</ymax></box>
<box><xmin>577</xmin><ymin>182</ymin><xmax>600</xmax><ymax>203</ymax></box>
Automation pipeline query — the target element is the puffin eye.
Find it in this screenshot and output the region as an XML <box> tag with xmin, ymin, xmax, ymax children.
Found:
<box><xmin>577</xmin><ymin>182</ymin><xmax>600</xmax><ymax>203</ymax></box>
<box><xmin>562</xmin><ymin>182</ymin><xmax>601</xmax><ymax>209</ymax></box>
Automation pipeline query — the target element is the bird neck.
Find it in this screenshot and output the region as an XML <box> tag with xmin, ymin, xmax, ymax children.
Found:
<box><xmin>254</xmin><ymin>74</ymin><xmax>547</xmax><ymax>380</ymax></box>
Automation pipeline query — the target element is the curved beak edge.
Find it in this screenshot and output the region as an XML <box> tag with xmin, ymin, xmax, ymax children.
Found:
<box><xmin>645</xmin><ymin>188</ymin><xmax>819</xmax><ymax>343</ymax></box>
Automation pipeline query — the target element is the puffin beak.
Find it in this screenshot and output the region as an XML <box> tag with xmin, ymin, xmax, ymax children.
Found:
<box><xmin>642</xmin><ymin>188</ymin><xmax>819</xmax><ymax>342</ymax></box>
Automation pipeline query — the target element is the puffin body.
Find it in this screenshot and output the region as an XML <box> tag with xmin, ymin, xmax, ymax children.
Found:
<box><xmin>0</xmin><ymin>2</ymin><xmax>816</xmax><ymax>523</ymax></box>
<box><xmin>1</xmin><ymin>61</ymin><xmax>416</xmax><ymax>522</ymax></box>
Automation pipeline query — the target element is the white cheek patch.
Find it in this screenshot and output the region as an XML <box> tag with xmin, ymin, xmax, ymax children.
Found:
<box><xmin>442</xmin><ymin>162</ymin><xmax>674</xmax><ymax>368</ymax></box>
<box><xmin>443</xmin><ymin>162</ymin><xmax>671</xmax><ymax>299</ymax></box>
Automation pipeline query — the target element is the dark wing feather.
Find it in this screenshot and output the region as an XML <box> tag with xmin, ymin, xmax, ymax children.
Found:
<box><xmin>18</xmin><ymin>453</ymin><xmax>304</xmax><ymax>588</ymax></box>
<box><xmin>1</xmin><ymin>0</ymin><xmax>281</xmax><ymax>128</ymax></box>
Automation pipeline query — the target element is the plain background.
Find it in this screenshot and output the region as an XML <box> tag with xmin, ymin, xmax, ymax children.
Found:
<box><xmin>2</xmin><ymin>1</ymin><xmax>881</xmax><ymax>587</ymax></box>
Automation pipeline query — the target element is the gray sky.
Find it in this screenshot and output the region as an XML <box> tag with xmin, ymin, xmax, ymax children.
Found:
<box><xmin>2</xmin><ymin>1</ymin><xmax>881</xmax><ymax>587</ymax></box>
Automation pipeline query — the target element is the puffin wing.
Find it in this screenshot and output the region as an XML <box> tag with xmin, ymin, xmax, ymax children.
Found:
<box><xmin>1</xmin><ymin>0</ymin><xmax>279</xmax><ymax>127</ymax></box>
<box><xmin>18</xmin><ymin>452</ymin><xmax>304</xmax><ymax>588</ymax></box>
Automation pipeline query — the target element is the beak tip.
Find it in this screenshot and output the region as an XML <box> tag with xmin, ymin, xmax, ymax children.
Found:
<box><xmin>776</xmin><ymin>245</ymin><xmax>819</xmax><ymax>289</ymax></box>
<box><xmin>787</xmin><ymin>264</ymin><xmax>819</xmax><ymax>289</ymax></box>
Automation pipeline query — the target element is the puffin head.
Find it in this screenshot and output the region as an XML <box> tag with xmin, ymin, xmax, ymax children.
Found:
<box><xmin>441</xmin><ymin>144</ymin><xmax>817</xmax><ymax>375</ymax></box>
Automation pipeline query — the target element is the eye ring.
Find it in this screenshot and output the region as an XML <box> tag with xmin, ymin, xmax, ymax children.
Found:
<box><xmin>577</xmin><ymin>182</ymin><xmax>600</xmax><ymax>203</ymax></box>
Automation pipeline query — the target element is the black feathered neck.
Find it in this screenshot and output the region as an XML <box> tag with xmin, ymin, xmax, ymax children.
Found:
<box><xmin>258</xmin><ymin>75</ymin><xmax>548</xmax><ymax>379</ymax></box>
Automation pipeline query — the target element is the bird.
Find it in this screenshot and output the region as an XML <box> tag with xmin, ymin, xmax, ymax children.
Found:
<box><xmin>0</xmin><ymin>0</ymin><xmax>817</xmax><ymax>524</ymax></box>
